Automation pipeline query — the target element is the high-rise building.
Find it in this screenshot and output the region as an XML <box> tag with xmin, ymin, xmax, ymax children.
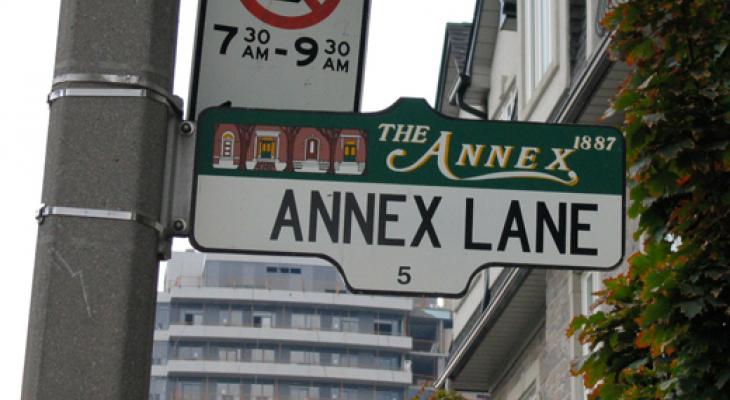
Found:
<box><xmin>149</xmin><ymin>251</ymin><xmax>451</xmax><ymax>400</ymax></box>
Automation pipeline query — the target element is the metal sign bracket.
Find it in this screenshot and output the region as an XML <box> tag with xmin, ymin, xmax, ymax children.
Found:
<box><xmin>158</xmin><ymin>119</ymin><xmax>197</xmax><ymax>258</ymax></box>
<box><xmin>37</xmin><ymin>205</ymin><xmax>165</xmax><ymax>234</ymax></box>
<box><xmin>46</xmin><ymin>73</ymin><xmax>194</xmax><ymax>259</ymax></box>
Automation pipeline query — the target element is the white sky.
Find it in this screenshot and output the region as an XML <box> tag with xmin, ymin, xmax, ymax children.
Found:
<box><xmin>0</xmin><ymin>0</ymin><xmax>476</xmax><ymax>396</ymax></box>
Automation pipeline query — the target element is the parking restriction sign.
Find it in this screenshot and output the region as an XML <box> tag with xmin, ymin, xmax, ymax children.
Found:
<box><xmin>189</xmin><ymin>0</ymin><xmax>370</xmax><ymax>117</ymax></box>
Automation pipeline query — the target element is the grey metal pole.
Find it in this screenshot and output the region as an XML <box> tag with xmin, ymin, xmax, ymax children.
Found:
<box><xmin>22</xmin><ymin>1</ymin><xmax>180</xmax><ymax>399</ymax></box>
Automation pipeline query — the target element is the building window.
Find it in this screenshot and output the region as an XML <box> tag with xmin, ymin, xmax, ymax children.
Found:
<box><xmin>178</xmin><ymin>344</ymin><xmax>203</xmax><ymax>360</ymax></box>
<box><xmin>179</xmin><ymin>382</ymin><xmax>202</xmax><ymax>400</ymax></box>
<box><xmin>331</xmin><ymin>316</ymin><xmax>342</xmax><ymax>331</ymax></box>
<box><xmin>306</xmin><ymin>138</ymin><xmax>320</xmax><ymax>160</ymax></box>
<box><xmin>342</xmin><ymin>317</ymin><xmax>359</xmax><ymax>333</ymax></box>
<box><xmin>182</xmin><ymin>309</ymin><xmax>202</xmax><ymax>325</ymax></box>
<box><xmin>251</xmin><ymin>383</ymin><xmax>274</xmax><ymax>400</ymax></box>
<box><xmin>525</xmin><ymin>0</ymin><xmax>554</xmax><ymax>100</ymax></box>
<box><xmin>374</xmin><ymin>320</ymin><xmax>395</xmax><ymax>335</ymax></box>
<box><xmin>580</xmin><ymin>271</ymin><xmax>600</xmax><ymax>356</ymax></box>
<box><xmin>376</xmin><ymin>389</ymin><xmax>403</xmax><ymax>400</ymax></box>
<box><xmin>258</xmin><ymin>137</ymin><xmax>277</xmax><ymax>159</ymax></box>
<box><xmin>149</xmin><ymin>377</ymin><xmax>167</xmax><ymax>400</ymax></box>
<box><xmin>291</xmin><ymin>385</ymin><xmax>314</xmax><ymax>400</ymax></box>
<box><xmin>496</xmin><ymin>78</ymin><xmax>518</xmax><ymax>121</ymax></box>
<box><xmin>292</xmin><ymin>313</ymin><xmax>321</xmax><ymax>330</ymax></box>
<box><xmin>250</xmin><ymin>348</ymin><xmax>276</xmax><ymax>363</ymax></box>
<box><xmin>291</xmin><ymin>350</ymin><xmax>320</xmax><ymax>365</ymax></box>
<box><xmin>217</xmin><ymin>381</ymin><xmax>241</xmax><ymax>400</ymax></box>
<box><xmin>221</xmin><ymin>132</ymin><xmax>235</xmax><ymax>158</ymax></box>
<box><xmin>253</xmin><ymin>311</ymin><xmax>274</xmax><ymax>328</ymax></box>
<box><xmin>219</xmin><ymin>346</ymin><xmax>240</xmax><ymax>362</ymax></box>
<box><xmin>344</xmin><ymin>140</ymin><xmax>358</xmax><ymax>161</ymax></box>
<box><xmin>152</xmin><ymin>341</ymin><xmax>168</xmax><ymax>365</ymax></box>
<box><xmin>570</xmin><ymin>271</ymin><xmax>604</xmax><ymax>399</ymax></box>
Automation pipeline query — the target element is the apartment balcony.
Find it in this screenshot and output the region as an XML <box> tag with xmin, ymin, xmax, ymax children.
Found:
<box><xmin>165</xmin><ymin>285</ymin><xmax>413</xmax><ymax>312</ymax></box>
<box><xmin>151</xmin><ymin>360</ymin><xmax>412</xmax><ymax>385</ymax></box>
<box><xmin>156</xmin><ymin>324</ymin><xmax>413</xmax><ymax>351</ymax></box>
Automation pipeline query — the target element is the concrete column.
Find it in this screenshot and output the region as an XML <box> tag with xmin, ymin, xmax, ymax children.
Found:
<box><xmin>22</xmin><ymin>1</ymin><xmax>180</xmax><ymax>399</ymax></box>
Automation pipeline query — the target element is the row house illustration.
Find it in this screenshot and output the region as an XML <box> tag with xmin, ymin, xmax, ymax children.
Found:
<box><xmin>212</xmin><ymin>124</ymin><xmax>366</xmax><ymax>175</ymax></box>
<box><xmin>211</xmin><ymin>124</ymin><xmax>241</xmax><ymax>170</ymax></box>
<box><xmin>291</xmin><ymin>128</ymin><xmax>330</xmax><ymax>173</ymax></box>
<box><xmin>333</xmin><ymin>129</ymin><xmax>367</xmax><ymax>175</ymax></box>
<box><xmin>244</xmin><ymin>125</ymin><xmax>288</xmax><ymax>172</ymax></box>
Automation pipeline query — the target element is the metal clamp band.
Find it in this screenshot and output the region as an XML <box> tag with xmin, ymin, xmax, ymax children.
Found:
<box><xmin>48</xmin><ymin>73</ymin><xmax>183</xmax><ymax>117</ymax></box>
<box><xmin>36</xmin><ymin>205</ymin><xmax>165</xmax><ymax>236</ymax></box>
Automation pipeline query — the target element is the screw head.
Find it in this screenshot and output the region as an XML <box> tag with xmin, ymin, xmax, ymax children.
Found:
<box><xmin>180</xmin><ymin>121</ymin><xmax>195</xmax><ymax>136</ymax></box>
<box><xmin>173</xmin><ymin>219</ymin><xmax>187</xmax><ymax>232</ymax></box>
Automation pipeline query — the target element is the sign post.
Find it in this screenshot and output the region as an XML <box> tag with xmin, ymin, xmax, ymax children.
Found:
<box><xmin>22</xmin><ymin>1</ymin><xmax>179</xmax><ymax>398</ymax></box>
<box><xmin>191</xmin><ymin>98</ymin><xmax>625</xmax><ymax>296</ymax></box>
<box><xmin>189</xmin><ymin>0</ymin><xmax>369</xmax><ymax>117</ymax></box>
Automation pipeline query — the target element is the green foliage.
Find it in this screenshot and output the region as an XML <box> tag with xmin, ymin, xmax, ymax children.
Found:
<box><xmin>410</xmin><ymin>386</ymin><xmax>466</xmax><ymax>400</ymax></box>
<box><xmin>423</xmin><ymin>389</ymin><xmax>467</xmax><ymax>400</ymax></box>
<box><xmin>567</xmin><ymin>0</ymin><xmax>730</xmax><ymax>399</ymax></box>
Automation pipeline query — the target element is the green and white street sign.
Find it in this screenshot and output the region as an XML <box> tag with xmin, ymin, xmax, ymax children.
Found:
<box><xmin>191</xmin><ymin>98</ymin><xmax>625</xmax><ymax>296</ymax></box>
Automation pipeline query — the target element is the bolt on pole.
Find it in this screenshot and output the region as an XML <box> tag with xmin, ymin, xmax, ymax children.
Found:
<box><xmin>22</xmin><ymin>0</ymin><xmax>180</xmax><ymax>399</ymax></box>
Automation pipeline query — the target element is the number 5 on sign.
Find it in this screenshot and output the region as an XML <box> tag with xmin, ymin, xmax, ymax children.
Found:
<box><xmin>397</xmin><ymin>266</ymin><xmax>411</xmax><ymax>285</ymax></box>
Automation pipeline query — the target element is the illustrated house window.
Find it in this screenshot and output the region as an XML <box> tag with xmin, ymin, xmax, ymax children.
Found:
<box><xmin>221</xmin><ymin>132</ymin><xmax>235</xmax><ymax>159</ymax></box>
<box><xmin>525</xmin><ymin>0</ymin><xmax>553</xmax><ymax>100</ymax></box>
<box><xmin>305</xmin><ymin>138</ymin><xmax>319</xmax><ymax>160</ymax></box>
<box><xmin>343</xmin><ymin>140</ymin><xmax>358</xmax><ymax>162</ymax></box>
<box><xmin>258</xmin><ymin>138</ymin><xmax>276</xmax><ymax>159</ymax></box>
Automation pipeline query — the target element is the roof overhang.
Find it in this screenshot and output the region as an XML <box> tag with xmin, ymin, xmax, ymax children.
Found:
<box><xmin>435</xmin><ymin>268</ymin><xmax>546</xmax><ymax>391</ymax></box>
<box><xmin>453</xmin><ymin>0</ymin><xmax>502</xmax><ymax>109</ymax></box>
<box><xmin>436</xmin><ymin>23</ymin><xmax>472</xmax><ymax>115</ymax></box>
<box><xmin>435</xmin><ymin>0</ymin><xmax>502</xmax><ymax>116</ymax></box>
<box><xmin>549</xmin><ymin>35</ymin><xmax>630</xmax><ymax>125</ymax></box>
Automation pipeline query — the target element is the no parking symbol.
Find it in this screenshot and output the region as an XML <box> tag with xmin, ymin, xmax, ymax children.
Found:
<box><xmin>240</xmin><ymin>0</ymin><xmax>341</xmax><ymax>29</ymax></box>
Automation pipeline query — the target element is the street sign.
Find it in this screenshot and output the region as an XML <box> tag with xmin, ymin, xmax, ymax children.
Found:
<box><xmin>189</xmin><ymin>0</ymin><xmax>369</xmax><ymax>118</ymax></box>
<box><xmin>191</xmin><ymin>98</ymin><xmax>625</xmax><ymax>296</ymax></box>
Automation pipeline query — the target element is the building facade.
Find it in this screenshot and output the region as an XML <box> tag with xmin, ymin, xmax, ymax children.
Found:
<box><xmin>434</xmin><ymin>1</ymin><xmax>637</xmax><ymax>399</ymax></box>
<box><xmin>150</xmin><ymin>252</ymin><xmax>451</xmax><ymax>400</ymax></box>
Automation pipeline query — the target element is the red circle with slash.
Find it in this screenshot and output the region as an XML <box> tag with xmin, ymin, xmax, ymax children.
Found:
<box><xmin>240</xmin><ymin>0</ymin><xmax>341</xmax><ymax>30</ymax></box>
